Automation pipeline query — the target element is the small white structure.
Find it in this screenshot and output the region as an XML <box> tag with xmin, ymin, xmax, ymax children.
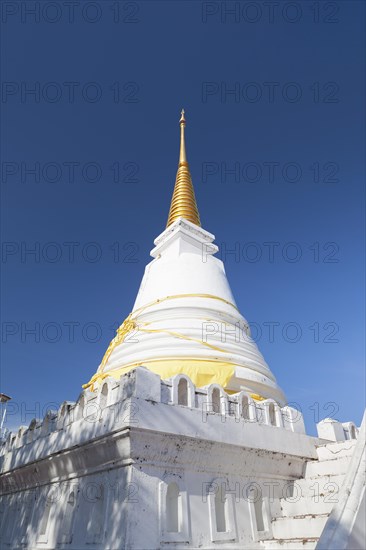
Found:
<box><xmin>0</xmin><ymin>112</ymin><xmax>364</xmax><ymax>549</ymax></box>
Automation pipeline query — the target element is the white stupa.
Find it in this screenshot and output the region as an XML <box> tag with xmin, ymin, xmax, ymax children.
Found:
<box><xmin>0</xmin><ymin>112</ymin><xmax>364</xmax><ymax>550</ymax></box>
<box><xmin>84</xmin><ymin>110</ymin><xmax>285</xmax><ymax>405</ymax></box>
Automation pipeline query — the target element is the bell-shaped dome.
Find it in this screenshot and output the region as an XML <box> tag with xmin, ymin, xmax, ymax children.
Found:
<box><xmin>84</xmin><ymin>112</ymin><xmax>285</xmax><ymax>405</ymax></box>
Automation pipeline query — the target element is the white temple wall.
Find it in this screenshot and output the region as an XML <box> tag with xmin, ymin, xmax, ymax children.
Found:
<box><xmin>1</xmin><ymin>368</ymin><xmax>361</xmax><ymax>549</ymax></box>
<box><xmin>125</xmin><ymin>458</ymin><xmax>308</xmax><ymax>549</ymax></box>
<box><xmin>122</xmin><ymin>413</ymin><xmax>319</xmax><ymax>550</ymax></box>
<box><xmin>0</xmin><ymin>466</ymin><xmax>132</xmax><ymax>550</ymax></box>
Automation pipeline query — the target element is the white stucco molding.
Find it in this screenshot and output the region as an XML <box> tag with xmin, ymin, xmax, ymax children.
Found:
<box><xmin>231</xmin><ymin>391</ymin><xmax>257</xmax><ymax>422</ymax></box>
<box><xmin>247</xmin><ymin>484</ymin><xmax>272</xmax><ymax>542</ymax></box>
<box><xmin>206</xmin><ymin>477</ymin><xmax>238</xmax><ymax>543</ymax></box>
<box><xmin>159</xmin><ymin>473</ymin><xmax>190</xmax><ymax>544</ymax></box>
<box><xmin>170</xmin><ymin>374</ymin><xmax>196</xmax><ymax>408</ymax></box>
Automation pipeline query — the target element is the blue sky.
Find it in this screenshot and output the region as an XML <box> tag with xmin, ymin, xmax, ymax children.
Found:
<box><xmin>1</xmin><ymin>1</ymin><xmax>365</xmax><ymax>434</ymax></box>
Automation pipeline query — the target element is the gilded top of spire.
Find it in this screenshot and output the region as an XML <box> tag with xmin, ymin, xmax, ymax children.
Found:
<box><xmin>166</xmin><ymin>110</ymin><xmax>201</xmax><ymax>228</ymax></box>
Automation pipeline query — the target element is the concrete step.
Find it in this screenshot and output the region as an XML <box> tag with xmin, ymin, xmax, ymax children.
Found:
<box><xmin>316</xmin><ymin>440</ymin><xmax>356</xmax><ymax>461</ymax></box>
<box><xmin>280</xmin><ymin>494</ymin><xmax>335</xmax><ymax>517</ymax></box>
<box><xmin>281</xmin><ymin>474</ymin><xmax>344</xmax><ymax>499</ymax></box>
<box><xmin>260</xmin><ymin>539</ymin><xmax>318</xmax><ymax>550</ymax></box>
<box><xmin>271</xmin><ymin>514</ymin><xmax>328</xmax><ymax>540</ymax></box>
<box><xmin>304</xmin><ymin>455</ymin><xmax>350</xmax><ymax>478</ymax></box>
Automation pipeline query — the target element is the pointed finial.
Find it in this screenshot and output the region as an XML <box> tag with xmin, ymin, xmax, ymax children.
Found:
<box><xmin>179</xmin><ymin>108</ymin><xmax>187</xmax><ymax>164</ymax></box>
<box><xmin>166</xmin><ymin>110</ymin><xmax>201</xmax><ymax>228</ymax></box>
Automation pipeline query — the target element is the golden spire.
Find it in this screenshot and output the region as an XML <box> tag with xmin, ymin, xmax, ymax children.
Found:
<box><xmin>166</xmin><ymin>109</ymin><xmax>201</xmax><ymax>227</ymax></box>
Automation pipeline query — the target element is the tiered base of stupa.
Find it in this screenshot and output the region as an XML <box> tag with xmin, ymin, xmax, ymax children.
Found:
<box><xmin>0</xmin><ymin>367</ymin><xmax>364</xmax><ymax>549</ymax></box>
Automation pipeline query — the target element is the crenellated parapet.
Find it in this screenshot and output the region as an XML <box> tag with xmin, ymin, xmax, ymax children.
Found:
<box><xmin>167</xmin><ymin>373</ymin><xmax>306</xmax><ymax>434</ymax></box>
<box><xmin>0</xmin><ymin>369</ymin><xmax>297</xmax><ymax>461</ymax></box>
<box><xmin>1</xmin><ymin>367</ymin><xmax>359</xmax><ymax>470</ymax></box>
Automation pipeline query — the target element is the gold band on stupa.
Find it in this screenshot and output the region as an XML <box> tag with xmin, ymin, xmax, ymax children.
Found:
<box><xmin>166</xmin><ymin>110</ymin><xmax>201</xmax><ymax>227</ymax></box>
